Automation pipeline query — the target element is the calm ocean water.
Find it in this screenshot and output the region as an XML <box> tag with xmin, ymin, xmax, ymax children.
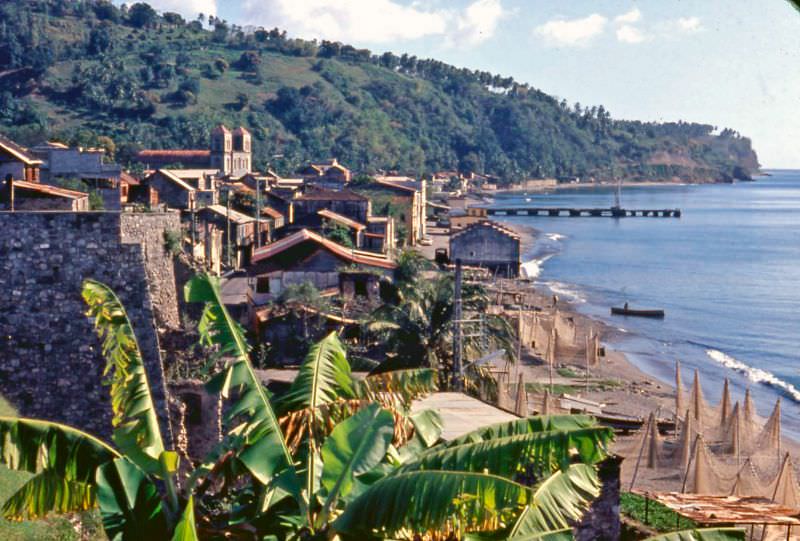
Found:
<box><xmin>493</xmin><ymin>170</ymin><xmax>800</xmax><ymax>435</ymax></box>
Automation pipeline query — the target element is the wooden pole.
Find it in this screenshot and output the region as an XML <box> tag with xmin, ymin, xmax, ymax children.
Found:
<box><xmin>453</xmin><ymin>259</ymin><xmax>464</xmax><ymax>391</ymax></box>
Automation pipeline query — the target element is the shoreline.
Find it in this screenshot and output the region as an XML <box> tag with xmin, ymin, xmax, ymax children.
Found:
<box><xmin>508</xmin><ymin>223</ymin><xmax>800</xmax><ymax>492</ymax></box>
<box><xmin>490</xmin><ymin>178</ymin><xmax>750</xmax><ymax>196</ymax></box>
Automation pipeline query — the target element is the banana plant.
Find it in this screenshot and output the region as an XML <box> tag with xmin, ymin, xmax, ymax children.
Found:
<box><xmin>0</xmin><ymin>280</ymin><xmax>198</xmax><ymax>540</ymax></box>
<box><xmin>1</xmin><ymin>274</ymin><xmax>616</xmax><ymax>540</ymax></box>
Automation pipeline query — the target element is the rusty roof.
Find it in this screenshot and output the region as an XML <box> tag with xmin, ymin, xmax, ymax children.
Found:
<box><xmin>251</xmin><ymin>228</ymin><xmax>396</xmax><ymax>270</ymax></box>
<box><xmin>0</xmin><ymin>135</ymin><xmax>43</xmax><ymax>165</ymax></box>
<box><xmin>642</xmin><ymin>492</ymin><xmax>800</xmax><ymax>526</ymax></box>
<box><xmin>296</xmin><ymin>186</ymin><xmax>367</xmax><ymax>202</ymax></box>
<box><xmin>450</xmin><ymin>220</ymin><xmax>520</xmax><ymax>241</ymax></box>
<box><xmin>13</xmin><ymin>180</ymin><xmax>88</xmax><ymax>199</ymax></box>
<box><xmin>317</xmin><ymin>209</ymin><xmax>366</xmax><ymax>231</ymax></box>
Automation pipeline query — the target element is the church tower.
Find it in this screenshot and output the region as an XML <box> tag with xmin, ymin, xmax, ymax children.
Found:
<box><xmin>209</xmin><ymin>125</ymin><xmax>232</xmax><ymax>175</ymax></box>
<box><xmin>231</xmin><ymin>127</ymin><xmax>252</xmax><ymax>177</ymax></box>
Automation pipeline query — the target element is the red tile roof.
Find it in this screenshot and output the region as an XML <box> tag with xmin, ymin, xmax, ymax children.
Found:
<box><xmin>252</xmin><ymin>229</ymin><xmax>396</xmax><ymax>269</ymax></box>
<box><xmin>260</xmin><ymin>206</ymin><xmax>283</xmax><ymax>220</ymax></box>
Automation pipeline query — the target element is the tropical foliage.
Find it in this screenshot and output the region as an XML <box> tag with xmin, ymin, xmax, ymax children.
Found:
<box><xmin>0</xmin><ymin>274</ymin><xmax>617</xmax><ymax>539</ymax></box>
<box><xmin>367</xmin><ymin>264</ymin><xmax>515</xmax><ymax>376</ymax></box>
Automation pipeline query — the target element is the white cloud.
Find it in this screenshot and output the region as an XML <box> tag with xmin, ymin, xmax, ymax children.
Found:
<box><xmin>449</xmin><ymin>0</ymin><xmax>506</xmax><ymax>47</ymax></box>
<box><xmin>142</xmin><ymin>0</ymin><xmax>217</xmax><ymax>18</ymax></box>
<box><xmin>238</xmin><ymin>0</ymin><xmax>505</xmax><ymax>46</ymax></box>
<box><xmin>616</xmin><ymin>24</ymin><xmax>645</xmax><ymax>44</ymax></box>
<box><xmin>676</xmin><ymin>16</ymin><xmax>703</xmax><ymax>33</ymax></box>
<box><xmin>534</xmin><ymin>14</ymin><xmax>607</xmax><ymax>47</ymax></box>
<box><xmin>614</xmin><ymin>7</ymin><xmax>641</xmax><ymax>24</ymax></box>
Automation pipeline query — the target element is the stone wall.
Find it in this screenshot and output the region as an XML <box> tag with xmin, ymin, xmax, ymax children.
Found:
<box><xmin>0</xmin><ymin>211</ymin><xmax>177</xmax><ymax>443</ymax></box>
<box><xmin>120</xmin><ymin>211</ymin><xmax>181</xmax><ymax>330</ymax></box>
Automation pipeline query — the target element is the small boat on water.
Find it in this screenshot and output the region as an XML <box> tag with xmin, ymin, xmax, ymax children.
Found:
<box><xmin>610</xmin><ymin>305</ymin><xmax>665</xmax><ymax>318</ymax></box>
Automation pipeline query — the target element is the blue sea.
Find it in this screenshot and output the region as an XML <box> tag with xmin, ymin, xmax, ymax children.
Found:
<box><xmin>493</xmin><ymin>170</ymin><xmax>800</xmax><ymax>435</ymax></box>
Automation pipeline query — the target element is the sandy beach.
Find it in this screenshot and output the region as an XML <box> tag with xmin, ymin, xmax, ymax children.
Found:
<box><xmin>506</xmin><ymin>225</ymin><xmax>800</xmax><ymax>493</ymax></box>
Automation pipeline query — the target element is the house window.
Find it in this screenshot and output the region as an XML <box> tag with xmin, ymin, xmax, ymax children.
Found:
<box><xmin>470</xmin><ymin>251</ymin><xmax>476</xmax><ymax>257</ymax></box>
<box><xmin>256</xmin><ymin>276</ymin><xmax>270</xmax><ymax>293</ymax></box>
<box><xmin>355</xmin><ymin>279</ymin><xmax>368</xmax><ymax>297</ymax></box>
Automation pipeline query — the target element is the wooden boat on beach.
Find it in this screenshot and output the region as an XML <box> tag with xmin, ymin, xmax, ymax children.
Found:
<box><xmin>611</xmin><ymin>305</ymin><xmax>665</xmax><ymax>319</ymax></box>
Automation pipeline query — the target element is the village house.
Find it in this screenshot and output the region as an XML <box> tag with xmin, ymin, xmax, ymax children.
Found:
<box><xmin>144</xmin><ymin>169</ymin><xmax>218</xmax><ymax>210</ymax></box>
<box><xmin>195</xmin><ymin>204</ymin><xmax>271</xmax><ymax>271</ymax></box>
<box><xmin>449</xmin><ymin>220</ymin><xmax>521</xmax><ymax>277</ymax></box>
<box><xmin>134</xmin><ymin>125</ymin><xmax>252</xmax><ymax>177</ymax></box>
<box><xmin>1</xmin><ymin>178</ymin><xmax>90</xmax><ymax>211</ymax></box>
<box><xmin>245</xmin><ymin>228</ymin><xmax>396</xmax><ymax>304</ymax></box>
<box><xmin>31</xmin><ymin>142</ymin><xmax>123</xmax><ymax>209</ymax></box>
<box><xmin>293</xmin><ymin>186</ymin><xmax>371</xmax><ymax>224</ymax></box>
<box><xmin>371</xmin><ymin>176</ymin><xmax>427</xmax><ymax>246</ymax></box>
<box><xmin>0</xmin><ymin>135</ymin><xmax>42</xmax><ymax>183</ymax></box>
<box><xmin>449</xmin><ymin>206</ymin><xmax>489</xmax><ymax>231</ymax></box>
<box><xmin>365</xmin><ymin>215</ymin><xmax>396</xmax><ymax>254</ymax></box>
<box><xmin>298</xmin><ymin>158</ymin><xmax>351</xmax><ymax>188</ymax></box>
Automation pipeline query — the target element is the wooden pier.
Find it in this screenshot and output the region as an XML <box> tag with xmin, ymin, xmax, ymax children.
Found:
<box><xmin>483</xmin><ymin>206</ymin><xmax>681</xmax><ymax>218</ymax></box>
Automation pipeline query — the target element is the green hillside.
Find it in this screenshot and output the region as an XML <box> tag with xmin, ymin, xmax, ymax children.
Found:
<box><xmin>0</xmin><ymin>1</ymin><xmax>759</xmax><ymax>183</ymax></box>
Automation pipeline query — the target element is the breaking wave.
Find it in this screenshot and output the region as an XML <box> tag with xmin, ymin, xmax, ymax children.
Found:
<box><xmin>545</xmin><ymin>233</ymin><xmax>566</xmax><ymax>242</ymax></box>
<box><xmin>706</xmin><ymin>349</ymin><xmax>800</xmax><ymax>403</ymax></box>
<box><xmin>520</xmin><ymin>254</ymin><xmax>553</xmax><ymax>279</ymax></box>
<box><xmin>543</xmin><ymin>281</ymin><xmax>587</xmax><ymax>304</ymax></box>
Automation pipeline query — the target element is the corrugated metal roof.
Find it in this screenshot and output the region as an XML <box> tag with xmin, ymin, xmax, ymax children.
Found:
<box><xmin>450</xmin><ymin>220</ymin><xmax>520</xmax><ymax>241</ymax></box>
<box><xmin>642</xmin><ymin>492</ymin><xmax>800</xmax><ymax>526</ymax></box>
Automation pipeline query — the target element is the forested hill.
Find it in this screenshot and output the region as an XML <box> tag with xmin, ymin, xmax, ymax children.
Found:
<box><xmin>0</xmin><ymin>1</ymin><xmax>759</xmax><ymax>183</ymax></box>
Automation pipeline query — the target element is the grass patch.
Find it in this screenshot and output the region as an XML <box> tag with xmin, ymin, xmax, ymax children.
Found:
<box><xmin>620</xmin><ymin>492</ymin><xmax>697</xmax><ymax>533</ymax></box>
<box><xmin>556</xmin><ymin>367</ymin><xmax>582</xmax><ymax>378</ymax></box>
<box><xmin>0</xmin><ymin>397</ymin><xmax>103</xmax><ymax>540</ymax></box>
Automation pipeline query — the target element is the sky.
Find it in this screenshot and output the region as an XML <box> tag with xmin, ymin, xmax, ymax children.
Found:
<box><xmin>136</xmin><ymin>1</ymin><xmax>800</xmax><ymax>168</ymax></box>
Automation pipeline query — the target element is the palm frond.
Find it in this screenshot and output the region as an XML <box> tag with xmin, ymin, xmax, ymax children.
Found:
<box><xmin>171</xmin><ymin>495</ymin><xmax>199</xmax><ymax>541</ymax></box>
<box><xmin>334</xmin><ymin>470</ymin><xmax>533</xmax><ymax>538</ymax></box>
<box><xmin>82</xmin><ymin>279</ymin><xmax>165</xmax><ymax>475</ymax></box>
<box><xmin>400</xmin><ymin>427</ymin><xmax>613</xmax><ymax>479</ymax></box>
<box><xmin>445</xmin><ymin>415</ymin><xmax>599</xmax><ymax>447</ymax></box>
<box><xmin>185</xmin><ymin>274</ymin><xmax>300</xmax><ymax>505</ymax></box>
<box><xmin>509</xmin><ymin>464</ymin><xmax>600</xmax><ymax>535</ymax></box>
<box><xmin>0</xmin><ymin>417</ymin><xmax>120</xmax><ymax>519</ymax></box>
<box><xmin>275</xmin><ymin>332</ymin><xmax>354</xmax><ymax>415</ymax></box>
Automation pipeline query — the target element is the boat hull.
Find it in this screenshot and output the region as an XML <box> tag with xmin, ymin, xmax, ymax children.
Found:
<box><xmin>610</xmin><ymin>307</ymin><xmax>665</xmax><ymax>318</ymax></box>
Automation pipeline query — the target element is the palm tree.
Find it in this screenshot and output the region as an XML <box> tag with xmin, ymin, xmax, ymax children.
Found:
<box><xmin>367</xmin><ymin>272</ymin><xmax>515</xmax><ymax>374</ymax></box>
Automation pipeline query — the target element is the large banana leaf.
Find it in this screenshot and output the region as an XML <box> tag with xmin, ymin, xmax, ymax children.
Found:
<box><xmin>1</xmin><ymin>471</ymin><xmax>95</xmax><ymax>520</ymax></box>
<box><xmin>464</xmin><ymin>528</ymin><xmax>574</xmax><ymax>541</ymax></box>
<box><xmin>0</xmin><ymin>417</ymin><xmax>120</xmax><ymax>519</ymax></box>
<box><xmin>96</xmin><ymin>457</ymin><xmax>168</xmax><ymax>541</ymax></box>
<box><xmin>408</xmin><ymin>408</ymin><xmax>443</xmax><ymax>448</ymax></box>
<box><xmin>508</xmin><ymin>464</ymin><xmax>600</xmax><ymax>535</ymax></box>
<box><xmin>319</xmin><ymin>404</ymin><xmax>394</xmax><ymax>520</ymax></box>
<box><xmin>275</xmin><ymin>332</ymin><xmax>355</xmax><ymax>415</ymax></box>
<box><xmin>643</xmin><ymin>529</ymin><xmax>745</xmax><ymax>541</ymax></box>
<box><xmin>333</xmin><ymin>470</ymin><xmax>534</xmax><ymax>538</ymax></box>
<box><xmin>185</xmin><ymin>274</ymin><xmax>300</xmax><ymax>504</ymax></box>
<box><xmin>82</xmin><ymin>279</ymin><xmax>165</xmax><ymax>475</ymax></box>
<box><xmin>445</xmin><ymin>415</ymin><xmax>599</xmax><ymax>447</ymax></box>
<box><xmin>171</xmin><ymin>495</ymin><xmax>199</xmax><ymax>541</ymax></box>
<box><xmin>400</xmin><ymin>427</ymin><xmax>613</xmax><ymax>479</ymax></box>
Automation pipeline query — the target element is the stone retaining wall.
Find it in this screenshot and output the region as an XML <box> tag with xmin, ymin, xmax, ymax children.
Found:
<box><xmin>0</xmin><ymin>211</ymin><xmax>177</xmax><ymax>443</ymax></box>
